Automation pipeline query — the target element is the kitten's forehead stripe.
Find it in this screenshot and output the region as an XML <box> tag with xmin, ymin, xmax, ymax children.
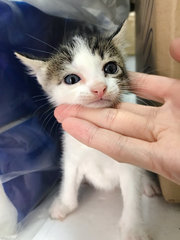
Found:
<box><xmin>85</xmin><ymin>35</ymin><xmax>124</xmax><ymax>64</ymax></box>
<box><xmin>61</xmin><ymin>47</ymin><xmax>73</xmax><ymax>63</ymax></box>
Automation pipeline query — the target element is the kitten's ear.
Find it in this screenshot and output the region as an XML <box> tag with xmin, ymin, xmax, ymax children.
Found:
<box><xmin>14</xmin><ymin>52</ymin><xmax>47</xmax><ymax>85</ymax></box>
<box><xmin>109</xmin><ymin>20</ymin><xmax>127</xmax><ymax>46</ymax></box>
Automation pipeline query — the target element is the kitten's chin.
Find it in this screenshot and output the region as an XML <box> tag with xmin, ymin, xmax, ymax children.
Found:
<box><xmin>84</xmin><ymin>99</ymin><xmax>113</xmax><ymax>108</ymax></box>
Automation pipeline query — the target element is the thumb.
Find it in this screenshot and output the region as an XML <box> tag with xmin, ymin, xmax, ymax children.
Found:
<box><xmin>169</xmin><ymin>38</ymin><xmax>180</xmax><ymax>62</ymax></box>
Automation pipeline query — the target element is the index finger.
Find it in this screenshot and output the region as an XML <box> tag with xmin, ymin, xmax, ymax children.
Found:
<box><xmin>129</xmin><ymin>72</ymin><xmax>177</xmax><ymax>103</ymax></box>
<box><xmin>62</xmin><ymin>117</ymin><xmax>153</xmax><ymax>171</ymax></box>
<box><xmin>54</xmin><ymin>104</ymin><xmax>155</xmax><ymax>142</ymax></box>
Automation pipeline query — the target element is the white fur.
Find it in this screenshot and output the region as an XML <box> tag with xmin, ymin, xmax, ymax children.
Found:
<box><xmin>50</xmin><ymin>134</ymin><xmax>151</xmax><ymax>240</ymax></box>
<box><xmin>15</xmin><ymin>36</ymin><xmax>159</xmax><ymax>240</ymax></box>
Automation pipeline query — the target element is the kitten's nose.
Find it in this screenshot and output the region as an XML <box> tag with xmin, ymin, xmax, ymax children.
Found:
<box><xmin>91</xmin><ymin>83</ymin><xmax>107</xmax><ymax>98</ymax></box>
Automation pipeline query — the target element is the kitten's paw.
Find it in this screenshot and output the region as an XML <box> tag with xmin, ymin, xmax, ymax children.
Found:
<box><xmin>121</xmin><ymin>230</ymin><xmax>152</xmax><ymax>240</ymax></box>
<box><xmin>120</xmin><ymin>226</ymin><xmax>152</xmax><ymax>240</ymax></box>
<box><xmin>143</xmin><ymin>174</ymin><xmax>161</xmax><ymax>197</ymax></box>
<box><xmin>49</xmin><ymin>198</ymin><xmax>77</xmax><ymax>221</ymax></box>
<box><xmin>119</xmin><ymin>220</ymin><xmax>152</xmax><ymax>240</ymax></box>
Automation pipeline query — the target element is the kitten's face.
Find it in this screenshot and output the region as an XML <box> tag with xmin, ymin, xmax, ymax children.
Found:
<box><xmin>15</xmin><ymin>30</ymin><xmax>129</xmax><ymax>108</ymax></box>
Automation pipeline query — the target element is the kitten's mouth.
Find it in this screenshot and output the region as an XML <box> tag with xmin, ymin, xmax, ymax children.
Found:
<box><xmin>86</xmin><ymin>98</ymin><xmax>113</xmax><ymax>108</ymax></box>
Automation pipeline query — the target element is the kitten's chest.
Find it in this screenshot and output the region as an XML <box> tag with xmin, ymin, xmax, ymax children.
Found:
<box><xmin>64</xmin><ymin>132</ymin><xmax>118</xmax><ymax>166</ymax></box>
<box><xmin>63</xmin><ymin>132</ymin><xmax>122</xmax><ymax>190</ymax></box>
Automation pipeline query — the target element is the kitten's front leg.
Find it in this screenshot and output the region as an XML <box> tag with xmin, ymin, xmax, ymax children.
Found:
<box><xmin>119</xmin><ymin>166</ymin><xmax>151</xmax><ymax>240</ymax></box>
<box><xmin>49</xmin><ymin>160</ymin><xmax>82</xmax><ymax>221</ymax></box>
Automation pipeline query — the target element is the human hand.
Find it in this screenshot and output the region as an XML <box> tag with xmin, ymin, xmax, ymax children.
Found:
<box><xmin>54</xmin><ymin>38</ymin><xmax>180</xmax><ymax>185</ymax></box>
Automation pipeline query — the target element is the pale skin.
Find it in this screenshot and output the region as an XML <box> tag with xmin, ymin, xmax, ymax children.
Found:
<box><xmin>54</xmin><ymin>38</ymin><xmax>180</xmax><ymax>185</ymax></box>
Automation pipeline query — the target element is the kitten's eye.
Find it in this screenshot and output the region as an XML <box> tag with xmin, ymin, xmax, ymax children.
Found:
<box><xmin>104</xmin><ymin>61</ymin><xmax>118</xmax><ymax>74</ymax></box>
<box><xmin>64</xmin><ymin>74</ymin><xmax>81</xmax><ymax>85</ymax></box>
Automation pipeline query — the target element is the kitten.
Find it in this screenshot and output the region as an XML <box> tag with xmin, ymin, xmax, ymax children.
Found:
<box><xmin>15</xmin><ymin>24</ymin><xmax>159</xmax><ymax>240</ymax></box>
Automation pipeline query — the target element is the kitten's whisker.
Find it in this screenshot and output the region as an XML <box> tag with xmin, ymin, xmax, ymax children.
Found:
<box><xmin>43</xmin><ymin>115</ymin><xmax>54</xmax><ymax>131</ymax></box>
<box><xmin>33</xmin><ymin>102</ymin><xmax>50</xmax><ymax>112</ymax></box>
<box><xmin>40</xmin><ymin>106</ymin><xmax>55</xmax><ymax>121</ymax></box>
<box><xmin>26</xmin><ymin>33</ymin><xmax>58</xmax><ymax>51</ymax></box>
<box><xmin>50</xmin><ymin>122</ymin><xmax>61</xmax><ymax>139</ymax></box>
<box><xmin>32</xmin><ymin>95</ymin><xmax>51</xmax><ymax>103</ymax></box>
<box><xmin>23</xmin><ymin>47</ymin><xmax>52</xmax><ymax>55</ymax></box>
<box><xmin>32</xmin><ymin>94</ymin><xmax>48</xmax><ymax>99</ymax></box>
<box><xmin>33</xmin><ymin>98</ymin><xmax>50</xmax><ymax>103</ymax></box>
<box><xmin>50</xmin><ymin>119</ymin><xmax>58</xmax><ymax>136</ymax></box>
<box><xmin>41</xmin><ymin>110</ymin><xmax>54</xmax><ymax>130</ymax></box>
<box><xmin>33</xmin><ymin>102</ymin><xmax>51</xmax><ymax>116</ymax></box>
<box><xmin>63</xmin><ymin>18</ymin><xmax>68</xmax><ymax>43</ymax></box>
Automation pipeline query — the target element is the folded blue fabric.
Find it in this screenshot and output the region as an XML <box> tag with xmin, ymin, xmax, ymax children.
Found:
<box><xmin>0</xmin><ymin>117</ymin><xmax>60</xmax><ymax>221</ymax></box>
<box><xmin>0</xmin><ymin>1</ymin><xmax>65</xmax><ymax>222</ymax></box>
